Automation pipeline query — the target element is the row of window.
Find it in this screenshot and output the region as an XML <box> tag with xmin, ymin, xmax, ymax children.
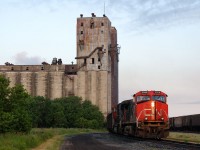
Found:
<box><xmin>10</xmin><ymin>67</ymin><xmax>75</xmax><ymax>71</ymax></box>
<box><xmin>10</xmin><ymin>67</ymin><xmax>44</xmax><ymax>71</ymax></box>
<box><xmin>83</xmin><ymin>58</ymin><xmax>101</xmax><ymax>69</ymax></box>
<box><xmin>80</xmin><ymin>30</ymin><xmax>104</xmax><ymax>34</ymax></box>
<box><xmin>81</xmin><ymin>22</ymin><xmax>104</xmax><ymax>27</ymax></box>
<box><xmin>84</xmin><ymin>58</ymin><xmax>101</xmax><ymax>64</ymax></box>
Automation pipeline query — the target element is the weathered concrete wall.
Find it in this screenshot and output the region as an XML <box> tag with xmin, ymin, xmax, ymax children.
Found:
<box><xmin>49</xmin><ymin>72</ymin><xmax>63</xmax><ymax>99</ymax></box>
<box><xmin>72</xmin><ymin>75</ymin><xmax>78</xmax><ymax>97</ymax></box>
<box><xmin>63</xmin><ymin>75</ymin><xmax>77</xmax><ymax>97</ymax></box>
<box><xmin>0</xmin><ymin>70</ymin><xmax>75</xmax><ymax>100</ymax></box>
<box><xmin>77</xmin><ymin>71</ymin><xmax>86</xmax><ymax>100</ymax></box>
<box><xmin>76</xmin><ymin>70</ymin><xmax>111</xmax><ymax>116</ymax></box>
<box><xmin>20</xmin><ymin>72</ymin><xmax>32</xmax><ymax>94</ymax></box>
<box><xmin>5</xmin><ymin>72</ymin><xmax>18</xmax><ymax>87</ymax></box>
<box><xmin>0</xmin><ymin>64</ymin><xmax>78</xmax><ymax>99</ymax></box>
<box><xmin>90</xmin><ymin>71</ymin><xmax>97</xmax><ymax>105</ymax></box>
<box><xmin>35</xmin><ymin>72</ymin><xmax>48</xmax><ymax>97</ymax></box>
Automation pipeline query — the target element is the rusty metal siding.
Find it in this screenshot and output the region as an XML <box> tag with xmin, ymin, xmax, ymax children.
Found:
<box><xmin>110</xmin><ymin>27</ymin><xmax>119</xmax><ymax>108</ymax></box>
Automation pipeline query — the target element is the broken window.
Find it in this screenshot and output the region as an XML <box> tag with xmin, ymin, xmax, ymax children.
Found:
<box><xmin>98</xmin><ymin>65</ymin><xmax>101</xmax><ymax>69</ymax></box>
<box><xmin>84</xmin><ymin>58</ymin><xmax>87</xmax><ymax>64</ymax></box>
<box><xmin>81</xmin><ymin>31</ymin><xmax>83</xmax><ymax>34</ymax></box>
<box><xmin>79</xmin><ymin>40</ymin><xmax>84</xmax><ymax>50</ymax></box>
<box><xmin>90</xmin><ymin>58</ymin><xmax>95</xmax><ymax>64</ymax></box>
<box><xmin>26</xmin><ymin>67</ymin><xmax>29</xmax><ymax>70</ymax></box>
<box><xmin>90</xmin><ymin>18</ymin><xmax>94</xmax><ymax>29</ymax></box>
<box><xmin>11</xmin><ymin>67</ymin><xmax>14</xmax><ymax>71</ymax></box>
<box><xmin>101</xmin><ymin>22</ymin><xmax>104</xmax><ymax>26</ymax></box>
<box><xmin>41</xmin><ymin>67</ymin><xmax>44</xmax><ymax>70</ymax></box>
<box><xmin>79</xmin><ymin>40</ymin><xmax>84</xmax><ymax>45</ymax></box>
<box><xmin>81</xmin><ymin>22</ymin><xmax>83</xmax><ymax>26</ymax></box>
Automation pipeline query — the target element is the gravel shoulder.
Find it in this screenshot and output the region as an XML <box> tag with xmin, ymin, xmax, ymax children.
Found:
<box><xmin>166</xmin><ymin>132</ymin><xmax>200</xmax><ymax>144</ymax></box>
<box><xmin>60</xmin><ymin>133</ymin><xmax>200</xmax><ymax>150</ymax></box>
<box><xmin>32</xmin><ymin>131</ymin><xmax>200</xmax><ymax>150</ymax></box>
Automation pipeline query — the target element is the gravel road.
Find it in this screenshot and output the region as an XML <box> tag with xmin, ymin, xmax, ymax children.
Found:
<box><xmin>60</xmin><ymin>133</ymin><xmax>198</xmax><ymax>150</ymax></box>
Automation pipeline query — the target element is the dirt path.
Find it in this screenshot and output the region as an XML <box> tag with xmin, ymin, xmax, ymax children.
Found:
<box><xmin>32</xmin><ymin>135</ymin><xmax>62</xmax><ymax>150</ymax></box>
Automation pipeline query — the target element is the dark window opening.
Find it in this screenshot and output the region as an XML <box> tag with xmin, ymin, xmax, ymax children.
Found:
<box><xmin>81</xmin><ymin>22</ymin><xmax>83</xmax><ymax>26</ymax></box>
<box><xmin>68</xmin><ymin>91</ymin><xmax>74</xmax><ymax>96</ymax></box>
<box><xmin>41</xmin><ymin>67</ymin><xmax>44</xmax><ymax>70</ymax></box>
<box><xmin>72</xmin><ymin>67</ymin><xmax>74</xmax><ymax>69</ymax></box>
<box><xmin>92</xmin><ymin>58</ymin><xmax>95</xmax><ymax>64</ymax></box>
<box><xmin>101</xmin><ymin>30</ymin><xmax>103</xmax><ymax>34</ymax></box>
<box><xmin>65</xmin><ymin>70</ymin><xmax>77</xmax><ymax>75</ymax></box>
<box><xmin>90</xmin><ymin>18</ymin><xmax>94</xmax><ymax>29</ymax></box>
<box><xmin>98</xmin><ymin>65</ymin><xmax>101</xmax><ymax>69</ymax></box>
<box><xmin>84</xmin><ymin>58</ymin><xmax>86</xmax><ymax>64</ymax></box>
<box><xmin>98</xmin><ymin>58</ymin><xmax>100</xmax><ymax>61</ymax></box>
<box><xmin>81</xmin><ymin>31</ymin><xmax>83</xmax><ymax>34</ymax></box>
<box><xmin>101</xmin><ymin>22</ymin><xmax>104</xmax><ymax>26</ymax></box>
<box><xmin>11</xmin><ymin>67</ymin><xmax>14</xmax><ymax>71</ymax></box>
<box><xmin>26</xmin><ymin>67</ymin><xmax>29</xmax><ymax>70</ymax></box>
<box><xmin>69</xmin><ymin>94</ymin><xmax>74</xmax><ymax>96</ymax></box>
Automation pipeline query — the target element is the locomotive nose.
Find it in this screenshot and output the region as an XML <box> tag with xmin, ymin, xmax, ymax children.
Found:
<box><xmin>151</xmin><ymin>101</ymin><xmax>163</xmax><ymax>121</ymax></box>
<box><xmin>155</xmin><ymin>101</ymin><xmax>168</xmax><ymax>121</ymax></box>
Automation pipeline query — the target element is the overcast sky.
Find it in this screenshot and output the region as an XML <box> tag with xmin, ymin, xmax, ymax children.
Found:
<box><xmin>1</xmin><ymin>0</ymin><xmax>200</xmax><ymax>117</ymax></box>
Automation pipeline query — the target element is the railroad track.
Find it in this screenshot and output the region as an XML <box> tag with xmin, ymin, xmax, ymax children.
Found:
<box><xmin>106</xmin><ymin>133</ymin><xmax>200</xmax><ymax>149</ymax></box>
<box><xmin>160</xmin><ymin>139</ymin><xmax>200</xmax><ymax>150</ymax></box>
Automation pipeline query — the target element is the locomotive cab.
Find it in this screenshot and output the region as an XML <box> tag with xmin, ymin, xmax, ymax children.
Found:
<box><xmin>134</xmin><ymin>91</ymin><xmax>169</xmax><ymax>138</ymax></box>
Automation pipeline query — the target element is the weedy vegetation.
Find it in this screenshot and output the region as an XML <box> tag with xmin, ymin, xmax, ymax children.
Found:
<box><xmin>0</xmin><ymin>75</ymin><xmax>106</xmax><ymax>150</ymax></box>
<box><xmin>167</xmin><ymin>132</ymin><xmax>200</xmax><ymax>144</ymax></box>
<box><xmin>0</xmin><ymin>128</ymin><xmax>106</xmax><ymax>150</ymax></box>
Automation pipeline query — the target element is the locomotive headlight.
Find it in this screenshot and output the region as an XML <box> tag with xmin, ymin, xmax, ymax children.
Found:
<box><xmin>151</xmin><ymin>101</ymin><xmax>155</xmax><ymax>107</ymax></box>
<box><xmin>161</xmin><ymin>117</ymin><xmax>164</xmax><ymax>121</ymax></box>
<box><xmin>145</xmin><ymin>117</ymin><xmax>148</xmax><ymax>121</ymax></box>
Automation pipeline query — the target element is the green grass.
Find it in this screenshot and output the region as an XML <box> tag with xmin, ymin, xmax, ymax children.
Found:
<box><xmin>0</xmin><ymin>129</ymin><xmax>53</xmax><ymax>150</ymax></box>
<box><xmin>0</xmin><ymin>128</ymin><xmax>107</xmax><ymax>150</ymax></box>
<box><xmin>167</xmin><ymin>132</ymin><xmax>200</xmax><ymax>144</ymax></box>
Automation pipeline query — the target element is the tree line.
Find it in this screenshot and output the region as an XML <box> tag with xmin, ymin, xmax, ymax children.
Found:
<box><xmin>0</xmin><ymin>75</ymin><xmax>104</xmax><ymax>133</ymax></box>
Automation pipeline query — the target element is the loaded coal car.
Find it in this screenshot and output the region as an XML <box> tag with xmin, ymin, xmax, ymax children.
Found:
<box><xmin>107</xmin><ymin>91</ymin><xmax>169</xmax><ymax>138</ymax></box>
<box><xmin>170</xmin><ymin>114</ymin><xmax>200</xmax><ymax>132</ymax></box>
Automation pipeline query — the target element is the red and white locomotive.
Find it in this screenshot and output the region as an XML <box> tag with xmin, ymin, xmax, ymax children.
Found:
<box><xmin>107</xmin><ymin>91</ymin><xmax>169</xmax><ymax>138</ymax></box>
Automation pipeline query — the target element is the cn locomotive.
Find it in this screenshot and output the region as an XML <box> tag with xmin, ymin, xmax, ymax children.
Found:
<box><xmin>107</xmin><ymin>91</ymin><xmax>169</xmax><ymax>138</ymax></box>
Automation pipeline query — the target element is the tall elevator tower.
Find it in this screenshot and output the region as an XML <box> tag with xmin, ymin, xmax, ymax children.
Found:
<box><xmin>75</xmin><ymin>13</ymin><xmax>119</xmax><ymax>116</ymax></box>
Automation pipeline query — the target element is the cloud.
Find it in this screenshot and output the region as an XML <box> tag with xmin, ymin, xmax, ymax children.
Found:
<box><xmin>6</xmin><ymin>0</ymin><xmax>200</xmax><ymax>31</ymax></box>
<box><xmin>106</xmin><ymin>0</ymin><xmax>200</xmax><ymax>33</ymax></box>
<box><xmin>13</xmin><ymin>51</ymin><xmax>44</xmax><ymax>65</ymax></box>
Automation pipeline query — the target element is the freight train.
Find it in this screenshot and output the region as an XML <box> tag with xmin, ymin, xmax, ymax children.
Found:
<box><xmin>107</xmin><ymin>91</ymin><xmax>169</xmax><ymax>138</ymax></box>
<box><xmin>170</xmin><ymin>114</ymin><xmax>200</xmax><ymax>132</ymax></box>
